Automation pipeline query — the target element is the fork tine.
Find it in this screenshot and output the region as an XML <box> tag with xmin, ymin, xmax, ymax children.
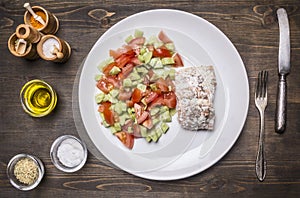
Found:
<box><xmin>256</xmin><ymin>71</ymin><xmax>262</xmax><ymax>97</ymax></box>
<box><xmin>263</xmin><ymin>71</ymin><xmax>268</xmax><ymax>97</ymax></box>
<box><xmin>261</xmin><ymin>70</ymin><xmax>268</xmax><ymax>98</ymax></box>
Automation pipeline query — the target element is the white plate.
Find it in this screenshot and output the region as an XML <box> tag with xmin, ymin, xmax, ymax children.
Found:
<box><xmin>78</xmin><ymin>9</ymin><xmax>249</xmax><ymax>180</ymax></box>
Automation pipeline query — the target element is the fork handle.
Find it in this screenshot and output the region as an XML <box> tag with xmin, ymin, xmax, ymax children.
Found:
<box><xmin>275</xmin><ymin>74</ymin><xmax>287</xmax><ymax>134</ymax></box>
<box><xmin>256</xmin><ymin>111</ymin><xmax>266</xmax><ymax>181</ymax></box>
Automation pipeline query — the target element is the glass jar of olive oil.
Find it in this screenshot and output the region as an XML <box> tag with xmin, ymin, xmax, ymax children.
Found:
<box><xmin>20</xmin><ymin>79</ymin><xmax>57</xmax><ymax>117</ymax></box>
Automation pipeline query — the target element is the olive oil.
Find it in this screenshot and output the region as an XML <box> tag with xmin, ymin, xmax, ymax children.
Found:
<box><xmin>20</xmin><ymin>80</ymin><xmax>57</xmax><ymax>117</ymax></box>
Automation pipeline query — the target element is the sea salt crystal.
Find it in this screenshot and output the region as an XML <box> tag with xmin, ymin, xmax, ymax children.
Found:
<box><xmin>42</xmin><ymin>38</ymin><xmax>60</xmax><ymax>58</ymax></box>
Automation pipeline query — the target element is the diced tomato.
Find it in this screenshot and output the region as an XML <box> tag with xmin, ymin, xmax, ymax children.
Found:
<box><xmin>133</xmin><ymin>124</ymin><xmax>142</xmax><ymax>138</ymax></box>
<box><xmin>130</xmin><ymin>57</ymin><xmax>142</xmax><ymax>66</ymax></box>
<box><xmin>118</xmin><ymin>90</ymin><xmax>132</xmax><ymax>101</ymax></box>
<box><xmin>103</xmin><ymin>109</ymin><xmax>115</xmax><ymax>126</ymax></box>
<box><xmin>173</xmin><ymin>53</ymin><xmax>184</xmax><ymax>67</ymax></box>
<box><xmin>165</xmin><ymin>77</ymin><xmax>175</xmax><ymax>91</ymax></box>
<box><xmin>118</xmin><ymin>63</ymin><xmax>134</xmax><ymax>80</ymax></box>
<box><xmin>137</xmin><ymin>111</ymin><xmax>149</xmax><ymax>124</ymax></box>
<box><xmin>122</xmin><ymin>119</ymin><xmax>133</xmax><ymax>132</ymax></box>
<box><xmin>163</xmin><ymin>91</ymin><xmax>177</xmax><ymax>108</ymax></box>
<box><xmin>156</xmin><ymin>78</ymin><xmax>169</xmax><ymax>92</ymax></box>
<box><xmin>131</xmin><ymin>88</ymin><xmax>143</xmax><ymax>104</ymax></box>
<box><xmin>102</xmin><ymin>62</ymin><xmax>117</xmax><ymax>76</ymax></box>
<box><xmin>98</xmin><ymin>102</ymin><xmax>115</xmax><ymax>125</ymax></box>
<box><xmin>158</xmin><ymin>31</ymin><xmax>173</xmax><ymax>43</ymax></box>
<box><xmin>128</xmin><ymin>37</ymin><xmax>146</xmax><ymax>46</ymax></box>
<box><xmin>109</xmin><ymin>45</ymin><xmax>132</xmax><ymax>59</ymax></box>
<box><xmin>153</xmin><ymin>48</ymin><xmax>172</xmax><ymax>58</ymax></box>
<box><xmin>98</xmin><ymin>101</ymin><xmax>111</xmax><ymax>113</ymax></box>
<box><xmin>96</xmin><ymin>78</ymin><xmax>113</xmax><ymax>94</ymax></box>
<box><xmin>115</xmin><ymin>132</ymin><xmax>134</xmax><ymax>149</ymax></box>
<box><xmin>146</xmin><ymin>45</ymin><xmax>154</xmax><ymax>52</ymax></box>
<box><xmin>147</xmin><ymin>69</ymin><xmax>154</xmax><ymax>79</ymax></box>
<box><xmin>109</xmin><ymin>49</ymin><xmax>121</xmax><ymax>59</ymax></box>
<box><xmin>134</xmin><ymin>103</ymin><xmax>143</xmax><ymax>117</ymax></box>
<box><xmin>126</xmin><ymin>100</ymin><xmax>134</xmax><ymax>107</ymax></box>
<box><xmin>106</xmin><ymin>76</ymin><xmax>120</xmax><ymax>88</ymax></box>
<box><xmin>115</xmin><ymin>50</ymin><xmax>135</xmax><ymax>68</ymax></box>
<box><xmin>144</xmin><ymin>91</ymin><xmax>158</xmax><ymax>104</ymax></box>
<box><xmin>148</xmin><ymin>95</ymin><xmax>164</xmax><ymax>109</ymax></box>
<box><xmin>142</xmin><ymin>117</ymin><xmax>153</xmax><ymax>129</ymax></box>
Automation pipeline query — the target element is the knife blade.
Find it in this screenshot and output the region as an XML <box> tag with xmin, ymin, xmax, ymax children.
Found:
<box><xmin>275</xmin><ymin>8</ymin><xmax>290</xmax><ymax>134</ymax></box>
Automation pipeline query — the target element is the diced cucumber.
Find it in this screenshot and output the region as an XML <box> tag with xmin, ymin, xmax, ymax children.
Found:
<box><xmin>161</xmin><ymin>57</ymin><xmax>175</xmax><ymax>65</ymax></box>
<box><xmin>137</xmin><ymin>83</ymin><xmax>147</xmax><ymax>92</ymax></box>
<box><xmin>105</xmin><ymin>94</ymin><xmax>118</xmax><ymax>103</ymax></box>
<box><xmin>153</xmin><ymin>59</ymin><xmax>163</xmax><ymax>69</ymax></box>
<box><xmin>110</xmin><ymin>89</ymin><xmax>119</xmax><ymax>98</ymax></box>
<box><xmin>165</xmin><ymin>43</ymin><xmax>175</xmax><ymax>51</ymax></box>
<box><xmin>150</xmin><ymin>107</ymin><xmax>160</xmax><ymax>116</ymax></box>
<box><xmin>149</xmin><ymin>57</ymin><xmax>159</xmax><ymax>67</ymax></box>
<box><xmin>140</xmin><ymin>47</ymin><xmax>147</xmax><ymax>55</ymax></box>
<box><xmin>94</xmin><ymin>74</ymin><xmax>103</xmax><ymax>81</ymax></box>
<box><xmin>100</xmin><ymin>113</ymin><xmax>110</xmax><ymax>127</ymax></box>
<box><xmin>140</xmin><ymin>125</ymin><xmax>148</xmax><ymax>137</ymax></box>
<box><xmin>138</xmin><ymin>54</ymin><xmax>144</xmax><ymax>62</ymax></box>
<box><xmin>160</xmin><ymin>110</ymin><xmax>171</xmax><ymax>122</ymax></box>
<box><xmin>168</xmin><ymin>68</ymin><xmax>176</xmax><ymax>80</ymax></box>
<box><xmin>136</xmin><ymin>66</ymin><xmax>149</xmax><ymax>74</ymax></box>
<box><xmin>95</xmin><ymin>92</ymin><xmax>105</xmax><ymax>104</ymax></box>
<box><xmin>146</xmin><ymin>136</ymin><xmax>152</xmax><ymax>142</ymax></box>
<box><xmin>134</xmin><ymin>29</ymin><xmax>144</xmax><ymax>38</ymax></box>
<box><xmin>123</xmin><ymin>78</ymin><xmax>132</xmax><ymax>87</ymax></box>
<box><xmin>110</xmin><ymin>127</ymin><xmax>117</xmax><ymax>134</ymax></box>
<box><xmin>160</xmin><ymin>122</ymin><xmax>169</xmax><ymax>133</ymax></box>
<box><xmin>114</xmin><ymin>123</ymin><xmax>122</xmax><ymax>132</ymax></box>
<box><xmin>147</xmin><ymin>35</ymin><xmax>159</xmax><ymax>45</ymax></box>
<box><xmin>153</xmin><ymin>41</ymin><xmax>164</xmax><ymax>48</ymax></box>
<box><xmin>149</xmin><ymin>130</ymin><xmax>158</xmax><ymax>142</ymax></box>
<box><xmin>156</xmin><ymin>127</ymin><xmax>163</xmax><ymax>138</ymax></box>
<box><xmin>114</xmin><ymin>102</ymin><xmax>123</xmax><ymax>115</ymax></box>
<box><xmin>109</xmin><ymin>66</ymin><xmax>121</xmax><ymax>75</ymax></box>
<box><xmin>170</xmin><ymin>108</ymin><xmax>177</xmax><ymax>116</ymax></box>
<box><xmin>152</xmin><ymin>118</ymin><xmax>160</xmax><ymax>126</ymax></box>
<box><xmin>149</xmin><ymin>83</ymin><xmax>158</xmax><ymax>91</ymax></box>
<box><xmin>125</xmin><ymin>35</ymin><xmax>134</xmax><ymax>43</ymax></box>
<box><xmin>127</xmin><ymin>126</ymin><xmax>133</xmax><ymax>133</ymax></box>
<box><xmin>143</xmin><ymin>51</ymin><xmax>153</xmax><ymax>64</ymax></box>
<box><xmin>129</xmin><ymin>72</ymin><xmax>141</xmax><ymax>81</ymax></box>
<box><xmin>160</xmin><ymin>106</ymin><xmax>169</xmax><ymax>113</ymax></box>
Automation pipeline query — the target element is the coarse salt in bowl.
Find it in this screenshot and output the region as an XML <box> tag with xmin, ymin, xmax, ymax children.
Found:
<box><xmin>50</xmin><ymin>135</ymin><xmax>88</xmax><ymax>173</ymax></box>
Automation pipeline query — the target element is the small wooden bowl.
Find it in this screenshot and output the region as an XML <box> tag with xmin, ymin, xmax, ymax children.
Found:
<box><xmin>7</xmin><ymin>33</ymin><xmax>39</xmax><ymax>60</ymax></box>
<box><xmin>37</xmin><ymin>35</ymin><xmax>71</xmax><ymax>63</ymax></box>
<box><xmin>24</xmin><ymin>6</ymin><xmax>59</xmax><ymax>34</ymax></box>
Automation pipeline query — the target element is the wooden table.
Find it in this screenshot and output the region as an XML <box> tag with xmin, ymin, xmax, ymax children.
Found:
<box><xmin>1</xmin><ymin>0</ymin><xmax>299</xmax><ymax>197</ymax></box>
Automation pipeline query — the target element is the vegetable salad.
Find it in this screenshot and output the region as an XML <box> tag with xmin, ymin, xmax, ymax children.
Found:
<box><xmin>95</xmin><ymin>30</ymin><xmax>184</xmax><ymax>149</ymax></box>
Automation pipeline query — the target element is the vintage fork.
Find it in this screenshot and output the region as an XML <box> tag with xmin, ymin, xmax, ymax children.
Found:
<box><xmin>255</xmin><ymin>70</ymin><xmax>268</xmax><ymax>181</ymax></box>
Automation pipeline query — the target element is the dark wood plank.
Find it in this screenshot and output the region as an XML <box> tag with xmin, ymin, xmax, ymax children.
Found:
<box><xmin>0</xmin><ymin>0</ymin><xmax>300</xmax><ymax>197</ymax></box>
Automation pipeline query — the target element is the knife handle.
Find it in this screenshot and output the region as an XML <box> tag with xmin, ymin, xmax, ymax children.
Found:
<box><xmin>275</xmin><ymin>74</ymin><xmax>287</xmax><ymax>133</ymax></box>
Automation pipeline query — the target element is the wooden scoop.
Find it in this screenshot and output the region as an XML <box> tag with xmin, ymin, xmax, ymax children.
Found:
<box><xmin>52</xmin><ymin>45</ymin><xmax>64</xmax><ymax>59</ymax></box>
<box><xmin>15</xmin><ymin>39</ymin><xmax>27</xmax><ymax>55</ymax></box>
<box><xmin>24</xmin><ymin>2</ymin><xmax>46</xmax><ymax>26</ymax></box>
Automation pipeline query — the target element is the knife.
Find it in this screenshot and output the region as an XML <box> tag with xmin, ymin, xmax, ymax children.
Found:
<box><xmin>275</xmin><ymin>8</ymin><xmax>290</xmax><ymax>134</ymax></box>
